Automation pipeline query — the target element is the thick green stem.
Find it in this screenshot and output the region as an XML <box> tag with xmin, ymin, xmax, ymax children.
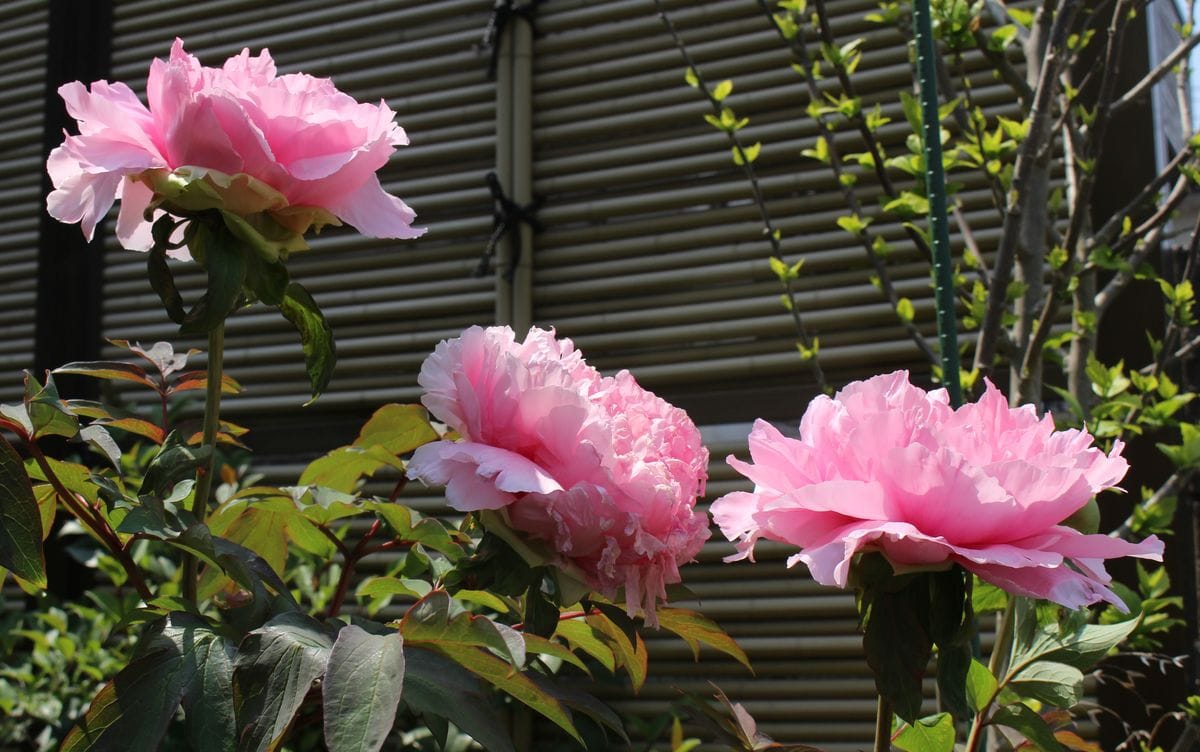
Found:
<box><xmin>182</xmin><ymin>323</ymin><xmax>226</xmax><ymax>602</ymax></box>
<box><xmin>913</xmin><ymin>0</ymin><xmax>962</xmax><ymax>407</ymax></box>
<box><xmin>874</xmin><ymin>695</ymin><xmax>893</xmax><ymax>752</ymax></box>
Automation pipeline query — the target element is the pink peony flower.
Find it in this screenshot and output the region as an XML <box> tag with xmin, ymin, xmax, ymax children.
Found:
<box><xmin>710</xmin><ymin>371</ymin><xmax>1163</xmax><ymax>610</ymax></box>
<box><xmin>47</xmin><ymin>38</ymin><xmax>423</xmax><ymax>252</ymax></box>
<box><xmin>406</xmin><ymin>326</ymin><xmax>711</xmax><ymax>622</ymax></box>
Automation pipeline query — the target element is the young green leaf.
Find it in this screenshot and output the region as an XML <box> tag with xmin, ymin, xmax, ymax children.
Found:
<box><xmin>893</xmin><ymin>712</ymin><xmax>955</xmax><ymax>752</ymax></box>
<box><xmin>655</xmin><ymin>607</ymin><xmax>752</xmax><ymax>672</ymax></box>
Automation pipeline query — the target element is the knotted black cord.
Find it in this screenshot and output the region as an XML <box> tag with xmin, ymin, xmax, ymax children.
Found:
<box><xmin>475</xmin><ymin>171</ymin><xmax>543</xmax><ymax>280</ymax></box>
<box><xmin>479</xmin><ymin>0</ymin><xmax>543</xmax><ymax>80</ymax></box>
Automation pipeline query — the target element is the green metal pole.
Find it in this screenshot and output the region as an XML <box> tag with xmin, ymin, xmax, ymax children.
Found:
<box><xmin>912</xmin><ymin>0</ymin><xmax>963</xmax><ymax>408</ymax></box>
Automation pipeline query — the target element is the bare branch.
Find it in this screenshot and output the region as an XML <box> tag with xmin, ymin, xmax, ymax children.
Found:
<box><xmin>1111</xmin><ymin>468</ymin><xmax>1194</xmax><ymax>540</ymax></box>
<box><xmin>972</xmin><ymin>30</ymin><xmax>1034</xmax><ymax>107</ymax></box>
<box><xmin>1095</xmin><ymin>175</ymin><xmax>1189</xmax><ymax>314</ymax></box>
<box><xmin>1111</xmin><ymin>32</ymin><xmax>1200</xmax><ymax>115</ymax></box>
<box><xmin>1089</xmin><ymin>144</ymin><xmax>1196</xmax><ymax>251</ymax></box>
<box><xmin>974</xmin><ymin>0</ymin><xmax>1079</xmax><ymax>377</ymax></box>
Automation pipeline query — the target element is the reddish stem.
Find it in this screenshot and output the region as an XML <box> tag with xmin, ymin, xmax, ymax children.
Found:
<box><xmin>28</xmin><ymin>441</ymin><xmax>153</xmax><ymax>600</ymax></box>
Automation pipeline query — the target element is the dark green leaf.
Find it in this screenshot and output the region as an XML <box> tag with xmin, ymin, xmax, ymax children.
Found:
<box><xmin>0</xmin><ymin>433</ymin><xmax>45</xmax><ymax>588</ymax></box>
<box><xmin>862</xmin><ymin>585</ymin><xmax>931</xmax><ymax>722</ymax></box>
<box><xmin>61</xmin><ymin>614</ymin><xmax>234</xmax><ymax>752</ymax></box>
<box><xmin>990</xmin><ymin>703</ymin><xmax>1066</xmax><ymax>751</ymax></box>
<box><xmin>522</xmin><ymin>585</ymin><xmax>560</xmax><ymax>638</ymax></box>
<box><xmin>180</xmin><ymin>222</ymin><xmax>248</xmax><ymax>336</ymax></box>
<box><xmin>148</xmin><ymin>242</ymin><xmax>186</xmax><ymax>325</ymax></box>
<box><xmin>936</xmin><ymin>639</ymin><xmax>973</xmax><ymax>720</ymax></box>
<box><xmin>139</xmin><ymin>437</ymin><xmax>212</xmax><ymax>502</ymax></box>
<box><xmin>402</xmin><ymin>646</ymin><xmax>515</xmax><ymax>752</ymax></box>
<box><xmin>402</xmin><ymin>590</ymin><xmax>526</xmax><ymax>668</ymax></box>
<box><xmin>233</xmin><ymin>612</ymin><xmax>334</xmax><ymax>752</ymax></box>
<box><xmin>243</xmin><ymin>251</ymin><xmax>291</xmax><ymax>307</ymax></box>
<box><xmin>893</xmin><ymin>712</ymin><xmax>955</xmax><ymax>752</ymax></box>
<box><xmin>278</xmin><ymin>282</ymin><xmax>336</xmax><ymax>401</ymax></box>
<box><xmin>323</xmin><ymin>625</ymin><xmax>406</xmax><ymax>752</ymax></box>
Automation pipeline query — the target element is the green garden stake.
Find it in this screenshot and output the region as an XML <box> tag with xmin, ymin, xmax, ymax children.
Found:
<box><xmin>913</xmin><ymin>0</ymin><xmax>963</xmax><ymax>408</ymax></box>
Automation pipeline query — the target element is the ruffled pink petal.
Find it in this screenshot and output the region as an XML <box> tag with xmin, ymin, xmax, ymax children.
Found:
<box><xmin>406</xmin><ymin>440</ymin><xmax>564</xmax><ymax>512</ymax></box>
<box><xmin>966</xmin><ymin>559</ymin><xmax>1127</xmax><ymax>610</ymax></box>
<box><xmin>115</xmin><ymin>177</ymin><xmax>156</xmax><ymax>251</ymax></box>
<box><xmin>323</xmin><ymin>174</ymin><xmax>425</xmax><ymax>239</ymax></box>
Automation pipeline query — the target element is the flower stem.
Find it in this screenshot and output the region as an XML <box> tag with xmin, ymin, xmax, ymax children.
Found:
<box><xmin>874</xmin><ymin>695</ymin><xmax>893</xmax><ymax>752</ymax></box>
<box><xmin>182</xmin><ymin>323</ymin><xmax>225</xmax><ymax>603</ymax></box>
<box><xmin>964</xmin><ymin>598</ymin><xmax>1018</xmax><ymax>752</ymax></box>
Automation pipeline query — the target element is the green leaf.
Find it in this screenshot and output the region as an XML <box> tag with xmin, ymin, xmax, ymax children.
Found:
<box><xmin>555</xmin><ymin>618</ymin><xmax>616</xmax><ymax>674</ymax></box>
<box><xmin>896</xmin><ymin>297</ymin><xmax>916</xmax><ymax>322</ymax></box>
<box><xmin>521</xmin><ymin>633</ymin><xmax>591</xmax><ymax>675</ymax></box>
<box><xmin>278</xmin><ymin>281</ymin><xmax>336</xmax><ymax>401</ymax></box>
<box><xmin>179</xmin><ymin>221</ymin><xmax>248</xmax><ymax>336</ymax></box>
<box><xmin>1012</xmin><ymin>615</ymin><xmax>1140</xmax><ymax>673</ymax></box>
<box><xmin>437</xmin><ymin>640</ymin><xmax>582</xmax><ymax>743</ymax></box>
<box><xmin>655</xmin><ymin>607</ymin><xmax>752</xmax><ymax>672</ymax></box>
<box><xmin>894</xmin><ymin>712</ymin><xmax>955</xmax><ymax>752</ymax></box>
<box><xmin>836</xmin><ymin>213</ymin><xmax>871</xmax><ymax>235</ymax></box>
<box><xmin>1010</xmin><ymin>660</ymin><xmax>1084</xmax><ymax>707</ymax></box>
<box><xmin>586</xmin><ymin>610</ymin><xmax>648</xmax><ymax>693</ymax></box>
<box><xmin>684</xmin><ymin>67</ymin><xmax>699</xmax><ymax>87</ymax></box>
<box><xmin>712</xmin><ymin>79</ymin><xmax>733</xmax><ymax>101</ymax></box>
<box><xmin>140</xmin><ymin>438</ymin><xmax>212</xmax><ymax>502</ymax></box>
<box><xmin>402</xmin><ymin>590</ymin><xmax>526</xmax><ymax>668</ymax></box>
<box><xmin>233</xmin><ymin>612</ymin><xmax>334</xmax><ymax>752</ymax></box>
<box><xmin>25</xmin><ymin>371</ymin><xmax>79</xmax><ymax>440</ymax></box>
<box><xmin>61</xmin><ymin>614</ymin><xmax>235</xmax><ymax>752</ymax></box>
<box><xmin>965</xmin><ymin>659</ymin><xmax>997</xmax><ymax>712</ymax></box>
<box><xmin>147</xmin><ymin>242</ymin><xmax>186</xmax><ymax>325</ymax></box>
<box><xmin>402</xmin><ymin>646</ymin><xmax>515</xmax><ymax>752</ymax></box>
<box><xmin>53</xmin><ymin>361</ymin><xmax>157</xmax><ymax>390</ymax></box>
<box><xmin>990</xmin><ymin>703</ymin><xmax>1066</xmax><ymax>751</ymax></box>
<box><xmin>323</xmin><ymin>625</ymin><xmax>406</xmax><ymax>752</ymax></box>
<box><xmin>355</xmin><ymin>403</ymin><xmax>438</xmax><ymax>454</ymax></box>
<box><xmin>0</xmin><ymin>433</ymin><xmax>45</xmax><ymax>588</ymax></box>
<box><xmin>242</xmin><ymin>250</ymin><xmax>291</xmax><ymax>307</ymax></box>
<box><xmin>732</xmin><ymin>142</ymin><xmax>761</xmax><ymax>165</ymax></box>
<box><xmin>357</xmin><ymin>576</ymin><xmax>433</xmax><ymax>600</ymax></box>
<box><xmin>369</xmin><ymin>502</ymin><xmax>464</xmax><ymax>559</ymax></box>
<box><xmin>862</xmin><ymin>585</ymin><xmax>931</xmax><ymax>722</ymax></box>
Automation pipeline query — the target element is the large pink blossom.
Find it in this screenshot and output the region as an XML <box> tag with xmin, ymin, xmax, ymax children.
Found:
<box><xmin>710</xmin><ymin>371</ymin><xmax>1162</xmax><ymax>610</ymax></box>
<box><xmin>407</xmin><ymin>326</ymin><xmax>710</xmax><ymax>622</ymax></box>
<box><xmin>47</xmin><ymin>38</ymin><xmax>423</xmax><ymax>250</ymax></box>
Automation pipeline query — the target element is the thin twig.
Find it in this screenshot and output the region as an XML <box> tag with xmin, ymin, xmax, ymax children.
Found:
<box><xmin>656</xmin><ymin>0</ymin><xmax>827</xmax><ymax>390</ymax></box>
<box><xmin>1089</xmin><ymin>144</ymin><xmax>1196</xmax><ymax>252</ymax></box>
<box><xmin>1111</xmin><ymin>469</ymin><xmax>1193</xmax><ymax>540</ymax></box>
<box><xmin>754</xmin><ymin>0</ymin><xmax>938</xmax><ymax>364</ymax></box>
<box><xmin>1111</xmin><ymin>32</ymin><xmax>1200</xmax><ymax>115</ymax></box>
